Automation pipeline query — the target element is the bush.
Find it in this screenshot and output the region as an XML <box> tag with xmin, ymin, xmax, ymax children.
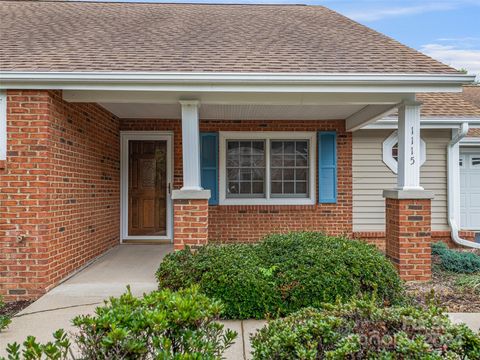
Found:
<box><xmin>4</xmin><ymin>329</ymin><xmax>71</xmax><ymax>360</ymax></box>
<box><xmin>251</xmin><ymin>299</ymin><xmax>480</xmax><ymax>359</ymax></box>
<box><xmin>0</xmin><ymin>296</ymin><xmax>11</xmax><ymax>332</ymax></box>
<box><xmin>157</xmin><ymin>232</ymin><xmax>405</xmax><ymax>319</ymax></box>
<box><xmin>432</xmin><ymin>242</ymin><xmax>480</xmax><ymax>273</ymax></box>
<box><xmin>455</xmin><ymin>273</ymin><xmax>480</xmax><ymax>294</ymax></box>
<box><xmin>4</xmin><ymin>286</ymin><xmax>237</xmax><ymax>359</ymax></box>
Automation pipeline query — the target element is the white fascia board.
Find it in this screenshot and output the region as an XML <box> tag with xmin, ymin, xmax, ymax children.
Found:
<box><xmin>460</xmin><ymin>137</ymin><xmax>480</xmax><ymax>145</ymax></box>
<box><xmin>0</xmin><ymin>72</ymin><xmax>475</xmax><ymax>93</ymax></box>
<box><xmin>365</xmin><ymin>117</ymin><xmax>480</xmax><ymax>129</ymax></box>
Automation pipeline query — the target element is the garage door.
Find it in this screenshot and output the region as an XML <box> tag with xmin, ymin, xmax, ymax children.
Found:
<box><xmin>460</xmin><ymin>152</ymin><xmax>480</xmax><ymax>229</ymax></box>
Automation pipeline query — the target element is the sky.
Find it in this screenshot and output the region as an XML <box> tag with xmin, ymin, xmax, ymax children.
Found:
<box><xmin>86</xmin><ymin>0</ymin><xmax>480</xmax><ymax>77</ymax></box>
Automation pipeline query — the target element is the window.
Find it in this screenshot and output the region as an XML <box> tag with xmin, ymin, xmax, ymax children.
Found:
<box><xmin>472</xmin><ymin>157</ymin><xmax>480</xmax><ymax>167</ymax></box>
<box><xmin>382</xmin><ymin>131</ymin><xmax>426</xmax><ymax>174</ymax></box>
<box><xmin>391</xmin><ymin>143</ymin><xmax>399</xmax><ymax>162</ymax></box>
<box><xmin>270</xmin><ymin>141</ymin><xmax>309</xmax><ymax>197</ymax></box>
<box><xmin>226</xmin><ymin>140</ymin><xmax>265</xmax><ymax>197</ymax></box>
<box><xmin>220</xmin><ymin>132</ymin><xmax>316</xmax><ymax>205</ymax></box>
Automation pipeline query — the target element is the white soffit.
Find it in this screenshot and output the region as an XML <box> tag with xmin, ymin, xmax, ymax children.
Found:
<box><xmin>100</xmin><ymin>103</ymin><xmax>364</xmax><ymax>120</ymax></box>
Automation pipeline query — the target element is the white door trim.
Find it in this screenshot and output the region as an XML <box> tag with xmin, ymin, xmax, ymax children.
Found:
<box><xmin>120</xmin><ymin>131</ymin><xmax>174</xmax><ymax>242</ymax></box>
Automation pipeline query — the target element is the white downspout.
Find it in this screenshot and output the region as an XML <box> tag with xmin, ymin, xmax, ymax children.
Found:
<box><xmin>447</xmin><ymin>122</ymin><xmax>480</xmax><ymax>249</ymax></box>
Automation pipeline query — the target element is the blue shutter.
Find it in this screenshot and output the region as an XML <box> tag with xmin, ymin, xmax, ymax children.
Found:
<box><xmin>200</xmin><ymin>132</ymin><xmax>218</xmax><ymax>205</ymax></box>
<box><xmin>318</xmin><ymin>132</ymin><xmax>337</xmax><ymax>203</ymax></box>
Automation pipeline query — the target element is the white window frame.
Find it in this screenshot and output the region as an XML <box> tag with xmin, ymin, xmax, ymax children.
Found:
<box><xmin>382</xmin><ymin>130</ymin><xmax>426</xmax><ymax>174</ymax></box>
<box><xmin>219</xmin><ymin>131</ymin><xmax>316</xmax><ymax>205</ymax></box>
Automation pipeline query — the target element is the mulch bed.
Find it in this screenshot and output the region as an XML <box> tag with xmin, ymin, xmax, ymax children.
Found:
<box><xmin>406</xmin><ymin>270</ymin><xmax>480</xmax><ymax>313</ymax></box>
<box><xmin>0</xmin><ymin>300</ymin><xmax>33</xmax><ymax>317</ymax></box>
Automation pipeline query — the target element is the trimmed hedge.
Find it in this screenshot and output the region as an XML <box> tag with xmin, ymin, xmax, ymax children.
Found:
<box><xmin>432</xmin><ymin>242</ymin><xmax>480</xmax><ymax>274</ymax></box>
<box><xmin>251</xmin><ymin>299</ymin><xmax>480</xmax><ymax>359</ymax></box>
<box><xmin>0</xmin><ymin>296</ymin><xmax>11</xmax><ymax>332</ymax></box>
<box><xmin>156</xmin><ymin>232</ymin><xmax>405</xmax><ymax>319</ymax></box>
<box><xmin>4</xmin><ymin>287</ymin><xmax>236</xmax><ymax>359</ymax></box>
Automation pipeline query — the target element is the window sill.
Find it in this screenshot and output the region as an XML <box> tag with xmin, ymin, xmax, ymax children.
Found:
<box><xmin>219</xmin><ymin>198</ymin><xmax>316</xmax><ymax>206</ymax></box>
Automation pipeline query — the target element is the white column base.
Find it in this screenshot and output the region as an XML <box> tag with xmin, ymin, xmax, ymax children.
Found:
<box><xmin>180</xmin><ymin>185</ymin><xmax>204</xmax><ymax>191</ymax></box>
<box><xmin>172</xmin><ymin>189</ymin><xmax>211</xmax><ymax>200</ymax></box>
<box><xmin>395</xmin><ymin>185</ymin><xmax>425</xmax><ymax>191</ymax></box>
<box><xmin>383</xmin><ymin>189</ymin><xmax>434</xmax><ymax>200</ymax></box>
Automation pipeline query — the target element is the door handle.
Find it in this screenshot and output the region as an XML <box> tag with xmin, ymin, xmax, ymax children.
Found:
<box><xmin>168</xmin><ymin>182</ymin><xmax>171</xmax><ymax>195</ymax></box>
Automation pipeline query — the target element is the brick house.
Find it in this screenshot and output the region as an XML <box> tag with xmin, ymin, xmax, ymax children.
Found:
<box><xmin>1</xmin><ymin>1</ymin><xmax>479</xmax><ymax>301</ymax></box>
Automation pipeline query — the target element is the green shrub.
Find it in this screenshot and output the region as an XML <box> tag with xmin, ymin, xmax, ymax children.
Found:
<box><xmin>3</xmin><ymin>329</ymin><xmax>71</xmax><ymax>360</ymax></box>
<box><xmin>432</xmin><ymin>242</ymin><xmax>480</xmax><ymax>273</ymax></box>
<box><xmin>4</xmin><ymin>286</ymin><xmax>236</xmax><ymax>359</ymax></box>
<box><xmin>251</xmin><ymin>299</ymin><xmax>480</xmax><ymax>359</ymax></box>
<box><xmin>0</xmin><ymin>296</ymin><xmax>11</xmax><ymax>332</ymax></box>
<box><xmin>455</xmin><ymin>273</ymin><xmax>480</xmax><ymax>294</ymax></box>
<box><xmin>156</xmin><ymin>232</ymin><xmax>405</xmax><ymax>319</ymax></box>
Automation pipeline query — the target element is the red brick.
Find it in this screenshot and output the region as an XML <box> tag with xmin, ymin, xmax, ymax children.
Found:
<box><xmin>0</xmin><ymin>90</ymin><xmax>120</xmax><ymax>301</ymax></box>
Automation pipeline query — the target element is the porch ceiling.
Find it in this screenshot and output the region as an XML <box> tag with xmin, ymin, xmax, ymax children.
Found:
<box><xmin>100</xmin><ymin>103</ymin><xmax>365</xmax><ymax>120</ymax></box>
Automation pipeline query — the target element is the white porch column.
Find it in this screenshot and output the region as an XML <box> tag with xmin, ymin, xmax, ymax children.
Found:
<box><xmin>0</xmin><ymin>90</ymin><xmax>6</xmax><ymax>162</ymax></box>
<box><xmin>179</xmin><ymin>100</ymin><xmax>202</xmax><ymax>191</ymax></box>
<box><xmin>396</xmin><ymin>100</ymin><xmax>423</xmax><ymax>191</ymax></box>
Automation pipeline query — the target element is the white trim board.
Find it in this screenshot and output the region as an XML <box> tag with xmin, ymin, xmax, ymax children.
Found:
<box><xmin>366</xmin><ymin>117</ymin><xmax>480</xmax><ymax>129</ymax></box>
<box><xmin>0</xmin><ymin>72</ymin><xmax>474</xmax><ymax>93</ymax></box>
<box><xmin>218</xmin><ymin>131</ymin><xmax>317</xmax><ymax>205</ymax></box>
<box><xmin>120</xmin><ymin>131</ymin><xmax>174</xmax><ymax>243</ymax></box>
<box><xmin>461</xmin><ymin>137</ymin><xmax>480</xmax><ymax>146</ymax></box>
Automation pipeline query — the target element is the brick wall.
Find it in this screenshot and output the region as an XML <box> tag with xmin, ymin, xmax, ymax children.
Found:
<box><xmin>385</xmin><ymin>198</ymin><xmax>432</xmax><ymax>281</ymax></box>
<box><xmin>120</xmin><ymin>119</ymin><xmax>352</xmax><ymax>242</ymax></box>
<box><xmin>173</xmin><ymin>199</ymin><xmax>209</xmax><ymax>250</ymax></box>
<box><xmin>0</xmin><ymin>91</ymin><xmax>120</xmax><ymax>300</ymax></box>
<box><xmin>353</xmin><ymin>230</ymin><xmax>476</xmax><ymax>252</ymax></box>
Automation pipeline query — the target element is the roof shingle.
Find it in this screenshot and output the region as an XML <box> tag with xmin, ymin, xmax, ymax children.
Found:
<box><xmin>417</xmin><ymin>92</ymin><xmax>480</xmax><ymax>118</ymax></box>
<box><xmin>0</xmin><ymin>1</ymin><xmax>460</xmax><ymax>73</ymax></box>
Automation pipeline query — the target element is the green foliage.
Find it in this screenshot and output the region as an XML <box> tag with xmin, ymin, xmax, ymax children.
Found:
<box><xmin>432</xmin><ymin>242</ymin><xmax>480</xmax><ymax>274</ymax></box>
<box><xmin>455</xmin><ymin>273</ymin><xmax>480</xmax><ymax>294</ymax></box>
<box><xmin>251</xmin><ymin>299</ymin><xmax>480</xmax><ymax>359</ymax></box>
<box><xmin>3</xmin><ymin>329</ymin><xmax>70</xmax><ymax>360</ymax></box>
<box><xmin>157</xmin><ymin>232</ymin><xmax>405</xmax><ymax>319</ymax></box>
<box><xmin>3</xmin><ymin>287</ymin><xmax>236</xmax><ymax>360</ymax></box>
<box><xmin>0</xmin><ymin>296</ymin><xmax>11</xmax><ymax>332</ymax></box>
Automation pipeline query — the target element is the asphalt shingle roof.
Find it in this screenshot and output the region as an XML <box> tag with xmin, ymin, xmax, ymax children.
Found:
<box><xmin>417</xmin><ymin>91</ymin><xmax>480</xmax><ymax>118</ymax></box>
<box><xmin>0</xmin><ymin>1</ymin><xmax>460</xmax><ymax>73</ymax></box>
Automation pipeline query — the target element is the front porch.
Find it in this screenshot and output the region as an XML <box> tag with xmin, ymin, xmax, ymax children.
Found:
<box><xmin>1</xmin><ymin>79</ymin><xmax>462</xmax><ymax>299</ymax></box>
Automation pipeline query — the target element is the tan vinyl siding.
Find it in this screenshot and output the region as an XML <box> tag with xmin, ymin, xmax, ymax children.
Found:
<box><xmin>353</xmin><ymin>129</ymin><xmax>450</xmax><ymax>232</ymax></box>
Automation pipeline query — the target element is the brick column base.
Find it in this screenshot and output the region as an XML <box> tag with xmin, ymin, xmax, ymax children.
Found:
<box><xmin>172</xmin><ymin>190</ymin><xmax>210</xmax><ymax>251</ymax></box>
<box><xmin>383</xmin><ymin>190</ymin><xmax>434</xmax><ymax>282</ymax></box>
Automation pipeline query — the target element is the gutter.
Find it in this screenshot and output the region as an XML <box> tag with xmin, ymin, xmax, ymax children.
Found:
<box><xmin>447</xmin><ymin>122</ymin><xmax>480</xmax><ymax>249</ymax></box>
<box><xmin>0</xmin><ymin>72</ymin><xmax>476</xmax><ymax>92</ymax></box>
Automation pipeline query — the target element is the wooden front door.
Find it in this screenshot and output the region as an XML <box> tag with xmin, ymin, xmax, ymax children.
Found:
<box><xmin>128</xmin><ymin>140</ymin><xmax>167</xmax><ymax>236</ymax></box>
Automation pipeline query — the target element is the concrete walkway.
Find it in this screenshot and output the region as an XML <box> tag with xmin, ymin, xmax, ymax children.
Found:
<box><xmin>1</xmin><ymin>245</ymin><xmax>479</xmax><ymax>359</ymax></box>
<box><xmin>0</xmin><ymin>244</ymin><xmax>172</xmax><ymax>355</ymax></box>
